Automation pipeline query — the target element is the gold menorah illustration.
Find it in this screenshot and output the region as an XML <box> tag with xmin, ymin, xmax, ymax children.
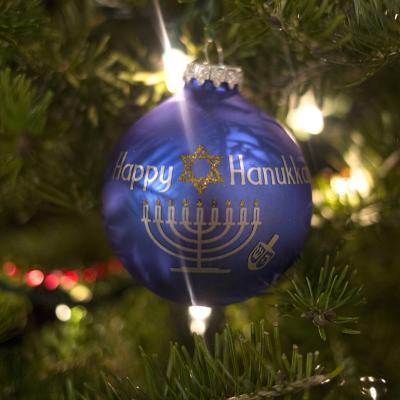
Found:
<box><xmin>141</xmin><ymin>198</ymin><xmax>261</xmax><ymax>273</ymax></box>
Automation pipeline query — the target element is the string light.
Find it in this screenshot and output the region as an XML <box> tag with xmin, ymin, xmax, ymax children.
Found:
<box><xmin>330</xmin><ymin>167</ymin><xmax>372</xmax><ymax>201</ymax></box>
<box><xmin>25</xmin><ymin>269</ymin><xmax>45</xmax><ymax>287</ymax></box>
<box><xmin>55</xmin><ymin>304</ymin><xmax>71</xmax><ymax>321</ymax></box>
<box><xmin>163</xmin><ymin>48</ymin><xmax>190</xmax><ymax>93</ymax></box>
<box><xmin>60</xmin><ymin>271</ymin><xmax>79</xmax><ymax>289</ymax></box>
<box><xmin>70</xmin><ymin>285</ymin><xmax>93</xmax><ymax>302</ymax></box>
<box><xmin>44</xmin><ymin>272</ymin><xmax>60</xmax><ymax>290</ymax></box>
<box><xmin>153</xmin><ymin>0</ymin><xmax>190</xmax><ymax>93</ymax></box>
<box><xmin>82</xmin><ymin>267</ymin><xmax>98</xmax><ymax>282</ymax></box>
<box><xmin>1</xmin><ymin>257</ymin><xmax>123</xmax><ymax>290</ymax></box>
<box><xmin>188</xmin><ymin>305</ymin><xmax>212</xmax><ymax>335</ymax></box>
<box><xmin>190</xmin><ymin>319</ymin><xmax>207</xmax><ymax>335</ymax></box>
<box><xmin>3</xmin><ymin>261</ymin><xmax>17</xmax><ymax>276</ymax></box>
<box><xmin>287</xmin><ymin>93</ymin><xmax>324</xmax><ymax>136</ymax></box>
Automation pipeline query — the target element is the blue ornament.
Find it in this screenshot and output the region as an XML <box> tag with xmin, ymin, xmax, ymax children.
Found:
<box><xmin>102</xmin><ymin>62</ymin><xmax>312</xmax><ymax>306</ymax></box>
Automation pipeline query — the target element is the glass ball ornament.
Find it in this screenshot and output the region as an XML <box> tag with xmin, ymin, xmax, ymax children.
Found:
<box><xmin>102</xmin><ymin>62</ymin><xmax>312</xmax><ymax>306</ymax></box>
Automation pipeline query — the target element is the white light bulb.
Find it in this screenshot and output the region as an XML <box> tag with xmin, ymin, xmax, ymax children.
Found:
<box><xmin>163</xmin><ymin>48</ymin><xmax>190</xmax><ymax>93</ymax></box>
<box><xmin>330</xmin><ymin>176</ymin><xmax>349</xmax><ymax>197</ymax></box>
<box><xmin>288</xmin><ymin>104</ymin><xmax>324</xmax><ymax>135</ymax></box>
<box><xmin>189</xmin><ymin>306</ymin><xmax>212</xmax><ymax>320</ymax></box>
<box><xmin>55</xmin><ymin>304</ymin><xmax>71</xmax><ymax>322</ymax></box>
<box><xmin>348</xmin><ymin>168</ymin><xmax>371</xmax><ymax>197</ymax></box>
<box><xmin>369</xmin><ymin>387</ymin><xmax>378</xmax><ymax>400</ymax></box>
<box><xmin>190</xmin><ymin>319</ymin><xmax>206</xmax><ymax>335</ymax></box>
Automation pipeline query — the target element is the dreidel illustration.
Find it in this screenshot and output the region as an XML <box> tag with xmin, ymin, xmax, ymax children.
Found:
<box><xmin>247</xmin><ymin>234</ymin><xmax>280</xmax><ymax>270</ymax></box>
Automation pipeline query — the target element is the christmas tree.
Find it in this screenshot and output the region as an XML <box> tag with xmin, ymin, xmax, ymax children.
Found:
<box><xmin>0</xmin><ymin>1</ymin><xmax>399</xmax><ymax>398</ymax></box>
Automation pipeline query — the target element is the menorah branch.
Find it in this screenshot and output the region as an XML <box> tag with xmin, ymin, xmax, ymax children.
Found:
<box><xmin>141</xmin><ymin>199</ymin><xmax>261</xmax><ymax>273</ymax></box>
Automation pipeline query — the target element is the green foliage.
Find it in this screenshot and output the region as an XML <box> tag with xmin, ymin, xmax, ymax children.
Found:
<box><xmin>0</xmin><ymin>290</ymin><xmax>29</xmax><ymax>341</ymax></box>
<box><xmin>0</xmin><ymin>68</ymin><xmax>52</xmax><ymax>137</ymax></box>
<box><xmin>0</xmin><ymin>0</ymin><xmax>47</xmax><ymax>64</ymax></box>
<box><xmin>98</xmin><ymin>321</ymin><xmax>341</xmax><ymax>400</ymax></box>
<box><xmin>279</xmin><ymin>259</ymin><xmax>364</xmax><ymax>341</ymax></box>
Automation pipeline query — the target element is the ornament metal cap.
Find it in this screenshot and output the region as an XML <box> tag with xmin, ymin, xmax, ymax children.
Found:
<box><xmin>184</xmin><ymin>62</ymin><xmax>243</xmax><ymax>90</ymax></box>
<box><xmin>183</xmin><ymin>38</ymin><xmax>242</xmax><ymax>89</ymax></box>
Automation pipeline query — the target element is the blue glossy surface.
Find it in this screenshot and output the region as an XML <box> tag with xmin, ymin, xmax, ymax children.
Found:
<box><xmin>102</xmin><ymin>80</ymin><xmax>312</xmax><ymax>305</ymax></box>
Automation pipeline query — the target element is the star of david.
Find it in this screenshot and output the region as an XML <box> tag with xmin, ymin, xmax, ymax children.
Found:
<box><xmin>178</xmin><ymin>145</ymin><xmax>224</xmax><ymax>194</ymax></box>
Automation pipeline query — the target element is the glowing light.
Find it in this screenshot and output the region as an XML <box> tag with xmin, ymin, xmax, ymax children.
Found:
<box><xmin>330</xmin><ymin>168</ymin><xmax>372</xmax><ymax>199</ymax></box>
<box><xmin>369</xmin><ymin>387</ymin><xmax>378</xmax><ymax>400</ymax></box>
<box><xmin>70</xmin><ymin>284</ymin><xmax>93</xmax><ymax>302</ymax></box>
<box><xmin>163</xmin><ymin>48</ymin><xmax>190</xmax><ymax>93</ymax></box>
<box><xmin>55</xmin><ymin>304</ymin><xmax>71</xmax><ymax>321</ymax></box>
<box><xmin>287</xmin><ymin>93</ymin><xmax>324</xmax><ymax>135</ymax></box>
<box><xmin>352</xmin><ymin>205</ymin><xmax>380</xmax><ymax>226</ymax></box>
<box><xmin>60</xmin><ymin>271</ymin><xmax>79</xmax><ymax>289</ymax></box>
<box><xmin>71</xmin><ymin>306</ymin><xmax>87</xmax><ymax>322</ymax></box>
<box><xmin>25</xmin><ymin>269</ymin><xmax>44</xmax><ymax>287</ymax></box>
<box><xmin>96</xmin><ymin>262</ymin><xmax>107</xmax><ymax>278</ymax></box>
<box><xmin>107</xmin><ymin>257</ymin><xmax>123</xmax><ymax>272</ymax></box>
<box><xmin>44</xmin><ymin>273</ymin><xmax>60</xmax><ymax>290</ymax></box>
<box><xmin>82</xmin><ymin>267</ymin><xmax>98</xmax><ymax>282</ymax></box>
<box><xmin>330</xmin><ymin>176</ymin><xmax>348</xmax><ymax>197</ymax></box>
<box><xmin>108</xmin><ymin>257</ymin><xmax>123</xmax><ymax>272</ymax></box>
<box><xmin>3</xmin><ymin>261</ymin><xmax>17</xmax><ymax>276</ymax></box>
<box><xmin>360</xmin><ymin>376</ymin><xmax>387</xmax><ymax>399</ymax></box>
<box><xmin>153</xmin><ymin>0</ymin><xmax>190</xmax><ymax>93</ymax></box>
<box><xmin>348</xmin><ymin>168</ymin><xmax>370</xmax><ymax>197</ymax></box>
<box><xmin>190</xmin><ymin>319</ymin><xmax>207</xmax><ymax>335</ymax></box>
<box><xmin>189</xmin><ymin>306</ymin><xmax>212</xmax><ymax>320</ymax></box>
<box><xmin>188</xmin><ymin>306</ymin><xmax>212</xmax><ymax>335</ymax></box>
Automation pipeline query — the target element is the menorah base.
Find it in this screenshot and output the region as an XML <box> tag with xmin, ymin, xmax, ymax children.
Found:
<box><xmin>170</xmin><ymin>267</ymin><xmax>231</xmax><ymax>274</ymax></box>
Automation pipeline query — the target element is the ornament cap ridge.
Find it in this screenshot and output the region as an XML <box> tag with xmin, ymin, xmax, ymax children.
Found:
<box><xmin>184</xmin><ymin>61</ymin><xmax>243</xmax><ymax>90</ymax></box>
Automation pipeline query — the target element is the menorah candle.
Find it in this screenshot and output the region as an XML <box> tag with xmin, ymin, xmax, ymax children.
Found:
<box><xmin>153</xmin><ymin>199</ymin><xmax>163</xmax><ymax>223</ymax></box>
<box><xmin>225</xmin><ymin>201</ymin><xmax>234</xmax><ymax>226</ymax></box>
<box><xmin>181</xmin><ymin>199</ymin><xmax>190</xmax><ymax>225</ymax></box>
<box><xmin>102</xmin><ymin>61</ymin><xmax>312</xmax><ymax>305</ymax></box>
<box><xmin>196</xmin><ymin>200</ymin><xmax>205</xmax><ymax>226</ymax></box>
<box><xmin>166</xmin><ymin>200</ymin><xmax>175</xmax><ymax>224</ymax></box>
<box><xmin>209</xmin><ymin>201</ymin><xmax>219</xmax><ymax>226</ymax></box>
<box><xmin>239</xmin><ymin>200</ymin><xmax>248</xmax><ymax>225</ymax></box>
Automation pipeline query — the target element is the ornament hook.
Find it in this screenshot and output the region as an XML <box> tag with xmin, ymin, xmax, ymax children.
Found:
<box><xmin>203</xmin><ymin>38</ymin><xmax>224</xmax><ymax>65</ymax></box>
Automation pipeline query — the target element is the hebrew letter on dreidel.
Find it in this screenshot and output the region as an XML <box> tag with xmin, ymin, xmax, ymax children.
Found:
<box><xmin>247</xmin><ymin>234</ymin><xmax>279</xmax><ymax>270</ymax></box>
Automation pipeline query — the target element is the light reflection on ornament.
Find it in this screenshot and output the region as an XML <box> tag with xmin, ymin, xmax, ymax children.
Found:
<box><xmin>55</xmin><ymin>304</ymin><xmax>71</xmax><ymax>321</ymax></box>
<box><xmin>188</xmin><ymin>306</ymin><xmax>212</xmax><ymax>335</ymax></box>
<box><xmin>25</xmin><ymin>269</ymin><xmax>44</xmax><ymax>287</ymax></box>
<box><xmin>287</xmin><ymin>93</ymin><xmax>324</xmax><ymax>135</ymax></box>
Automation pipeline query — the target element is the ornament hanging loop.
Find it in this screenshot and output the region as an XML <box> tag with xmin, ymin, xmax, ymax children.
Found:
<box><xmin>203</xmin><ymin>38</ymin><xmax>224</xmax><ymax>66</ymax></box>
<box><xmin>184</xmin><ymin>37</ymin><xmax>242</xmax><ymax>89</ymax></box>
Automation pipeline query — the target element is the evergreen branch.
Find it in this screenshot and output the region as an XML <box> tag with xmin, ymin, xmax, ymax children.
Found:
<box><xmin>0</xmin><ymin>0</ymin><xmax>46</xmax><ymax>56</ymax></box>
<box><xmin>0</xmin><ymin>68</ymin><xmax>52</xmax><ymax>137</ymax></box>
<box><xmin>110</xmin><ymin>321</ymin><xmax>341</xmax><ymax>400</ymax></box>
<box><xmin>278</xmin><ymin>257</ymin><xmax>365</xmax><ymax>341</ymax></box>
